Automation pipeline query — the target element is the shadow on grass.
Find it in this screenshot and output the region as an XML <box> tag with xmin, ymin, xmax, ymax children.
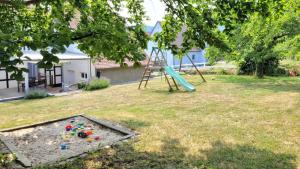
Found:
<box><xmin>150</xmin><ymin>89</ymin><xmax>189</xmax><ymax>95</ymax></box>
<box><xmin>201</xmin><ymin>141</ymin><xmax>296</xmax><ymax>169</ymax></box>
<box><xmin>35</xmin><ymin>139</ymin><xmax>297</xmax><ymax>169</ymax></box>
<box><xmin>216</xmin><ymin>75</ymin><xmax>300</xmax><ymax>93</ymax></box>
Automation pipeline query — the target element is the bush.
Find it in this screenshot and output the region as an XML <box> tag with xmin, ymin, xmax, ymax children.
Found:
<box><xmin>85</xmin><ymin>79</ymin><xmax>110</xmax><ymax>91</ymax></box>
<box><xmin>238</xmin><ymin>56</ymin><xmax>280</xmax><ymax>75</ymax></box>
<box><xmin>77</xmin><ymin>82</ymin><xmax>87</xmax><ymax>89</ymax></box>
<box><xmin>0</xmin><ymin>153</ymin><xmax>15</xmax><ymax>167</ymax></box>
<box><xmin>272</xmin><ymin>67</ymin><xmax>288</xmax><ymax>76</ymax></box>
<box><xmin>24</xmin><ymin>89</ymin><xmax>49</xmax><ymax>99</ymax></box>
<box><xmin>216</xmin><ymin>68</ymin><xmax>229</xmax><ymax>75</ymax></box>
<box><xmin>280</xmin><ymin>60</ymin><xmax>300</xmax><ymax>76</ymax></box>
<box><xmin>196</xmin><ymin>68</ymin><xmax>236</xmax><ymax>75</ymax></box>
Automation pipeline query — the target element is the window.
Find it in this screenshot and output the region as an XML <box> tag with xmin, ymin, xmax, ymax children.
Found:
<box><xmin>81</xmin><ymin>72</ymin><xmax>88</xmax><ymax>79</ymax></box>
<box><xmin>96</xmin><ymin>71</ymin><xmax>101</xmax><ymax>78</ymax></box>
<box><xmin>192</xmin><ymin>55</ymin><xmax>196</xmax><ymax>60</ymax></box>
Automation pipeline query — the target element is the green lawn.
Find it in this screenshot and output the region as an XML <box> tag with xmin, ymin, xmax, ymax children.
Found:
<box><xmin>1</xmin><ymin>75</ymin><xmax>300</xmax><ymax>169</ymax></box>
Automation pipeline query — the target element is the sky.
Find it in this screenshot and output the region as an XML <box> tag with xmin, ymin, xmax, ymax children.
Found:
<box><xmin>119</xmin><ymin>0</ymin><xmax>166</xmax><ymax>26</ymax></box>
<box><xmin>143</xmin><ymin>0</ymin><xmax>166</xmax><ymax>26</ymax></box>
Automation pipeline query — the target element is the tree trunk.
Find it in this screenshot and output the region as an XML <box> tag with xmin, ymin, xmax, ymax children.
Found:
<box><xmin>255</xmin><ymin>61</ymin><xmax>264</xmax><ymax>78</ymax></box>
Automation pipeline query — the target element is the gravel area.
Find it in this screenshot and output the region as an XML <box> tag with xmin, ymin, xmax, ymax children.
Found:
<box><xmin>0</xmin><ymin>116</ymin><xmax>129</xmax><ymax>167</ymax></box>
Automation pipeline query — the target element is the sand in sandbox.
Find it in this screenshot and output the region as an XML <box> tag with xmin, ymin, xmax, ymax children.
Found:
<box><xmin>0</xmin><ymin>116</ymin><xmax>128</xmax><ymax>166</ymax></box>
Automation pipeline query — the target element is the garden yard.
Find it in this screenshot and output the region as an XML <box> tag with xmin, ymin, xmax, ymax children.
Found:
<box><xmin>0</xmin><ymin>75</ymin><xmax>299</xmax><ymax>169</ymax></box>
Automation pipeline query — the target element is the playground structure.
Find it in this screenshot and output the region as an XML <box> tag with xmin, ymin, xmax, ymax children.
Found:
<box><xmin>138</xmin><ymin>47</ymin><xmax>206</xmax><ymax>92</ymax></box>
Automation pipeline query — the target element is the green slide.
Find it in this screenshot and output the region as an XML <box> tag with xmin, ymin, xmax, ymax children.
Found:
<box><xmin>164</xmin><ymin>66</ymin><xmax>196</xmax><ymax>92</ymax></box>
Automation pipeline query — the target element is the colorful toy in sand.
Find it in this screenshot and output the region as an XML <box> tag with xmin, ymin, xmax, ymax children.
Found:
<box><xmin>60</xmin><ymin>143</ymin><xmax>70</xmax><ymax>150</ymax></box>
<box><xmin>60</xmin><ymin>120</ymin><xmax>103</xmax><ymax>150</ymax></box>
<box><xmin>65</xmin><ymin>124</ymin><xmax>72</xmax><ymax>131</ymax></box>
<box><xmin>86</xmin><ymin>138</ymin><xmax>93</xmax><ymax>143</ymax></box>
<box><xmin>78</xmin><ymin>130</ymin><xmax>93</xmax><ymax>138</ymax></box>
<box><xmin>62</xmin><ymin>134</ymin><xmax>71</xmax><ymax>141</ymax></box>
<box><xmin>94</xmin><ymin>136</ymin><xmax>101</xmax><ymax>141</ymax></box>
<box><xmin>85</xmin><ymin>130</ymin><xmax>93</xmax><ymax>136</ymax></box>
<box><xmin>78</xmin><ymin>131</ymin><xmax>88</xmax><ymax>138</ymax></box>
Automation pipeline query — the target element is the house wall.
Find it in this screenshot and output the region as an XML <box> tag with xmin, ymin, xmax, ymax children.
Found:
<box><xmin>62</xmin><ymin>59</ymin><xmax>95</xmax><ymax>85</ymax></box>
<box><xmin>97</xmin><ymin>67</ymin><xmax>144</xmax><ymax>84</ymax></box>
<box><xmin>146</xmin><ymin>21</ymin><xmax>207</xmax><ymax>68</ymax></box>
<box><xmin>0</xmin><ymin>59</ymin><xmax>95</xmax><ymax>90</ymax></box>
<box><xmin>173</xmin><ymin>50</ymin><xmax>207</xmax><ymax>67</ymax></box>
<box><xmin>0</xmin><ymin>71</ymin><xmax>18</xmax><ymax>89</ymax></box>
<box><xmin>0</xmin><ymin>62</ymin><xmax>28</xmax><ymax>90</ymax></box>
<box><xmin>147</xmin><ymin>41</ymin><xmax>174</xmax><ymax>67</ymax></box>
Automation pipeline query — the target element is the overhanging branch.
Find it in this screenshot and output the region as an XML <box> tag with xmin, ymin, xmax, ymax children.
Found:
<box><xmin>0</xmin><ymin>0</ymin><xmax>41</xmax><ymax>5</ymax></box>
<box><xmin>71</xmin><ymin>32</ymin><xmax>96</xmax><ymax>41</ymax></box>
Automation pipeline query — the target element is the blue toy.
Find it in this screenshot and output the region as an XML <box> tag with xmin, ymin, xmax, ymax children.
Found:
<box><xmin>60</xmin><ymin>143</ymin><xmax>70</xmax><ymax>150</ymax></box>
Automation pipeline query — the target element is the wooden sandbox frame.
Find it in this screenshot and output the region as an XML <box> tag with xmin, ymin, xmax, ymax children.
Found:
<box><xmin>0</xmin><ymin>115</ymin><xmax>136</xmax><ymax>168</ymax></box>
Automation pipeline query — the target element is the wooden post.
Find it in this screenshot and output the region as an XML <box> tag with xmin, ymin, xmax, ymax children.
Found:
<box><xmin>53</xmin><ymin>66</ymin><xmax>56</xmax><ymax>85</ymax></box>
<box><xmin>171</xmin><ymin>77</ymin><xmax>179</xmax><ymax>90</ymax></box>
<box><xmin>44</xmin><ymin>68</ymin><xmax>47</xmax><ymax>88</ymax></box>
<box><xmin>186</xmin><ymin>54</ymin><xmax>206</xmax><ymax>82</ymax></box>
<box><xmin>179</xmin><ymin>58</ymin><xmax>183</xmax><ymax>72</ymax></box>
<box><xmin>5</xmin><ymin>69</ymin><xmax>9</xmax><ymax>88</ymax></box>
<box><xmin>163</xmin><ymin>71</ymin><xmax>173</xmax><ymax>91</ymax></box>
<box><xmin>49</xmin><ymin>69</ymin><xmax>53</xmax><ymax>86</ymax></box>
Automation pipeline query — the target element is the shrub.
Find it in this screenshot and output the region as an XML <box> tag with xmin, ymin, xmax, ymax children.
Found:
<box><xmin>197</xmin><ymin>68</ymin><xmax>236</xmax><ymax>75</ymax></box>
<box><xmin>216</xmin><ymin>68</ymin><xmax>229</xmax><ymax>75</ymax></box>
<box><xmin>0</xmin><ymin>153</ymin><xmax>15</xmax><ymax>167</ymax></box>
<box><xmin>77</xmin><ymin>82</ymin><xmax>87</xmax><ymax>89</ymax></box>
<box><xmin>238</xmin><ymin>56</ymin><xmax>280</xmax><ymax>75</ymax></box>
<box><xmin>85</xmin><ymin>79</ymin><xmax>110</xmax><ymax>91</ymax></box>
<box><xmin>280</xmin><ymin>60</ymin><xmax>300</xmax><ymax>76</ymax></box>
<box><xmin>272</xmin><ymin>67</ymin><xmax>288</xmax><ymax>76</ymax></box>
<box><xmin>24</xmin><ymin>89</ymin><xmax>48</xmax><ymax>99</ymax></box>
<box><xmin>199</xmin><ymin>68</ymin><xmax>215</xmax><ymax>75</ymax></box>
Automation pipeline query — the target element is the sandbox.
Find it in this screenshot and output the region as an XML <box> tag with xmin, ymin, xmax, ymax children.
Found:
<box><xmin>0</xmin><ymin>115</ymin><xmax>135</xmax><ymax>168</ymax></box>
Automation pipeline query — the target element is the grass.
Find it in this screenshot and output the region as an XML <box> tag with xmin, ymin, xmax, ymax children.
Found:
<box><xmin>0</xmin><ymin>75</ymin><xmax>300</xmax><ymax>169</ymax></box>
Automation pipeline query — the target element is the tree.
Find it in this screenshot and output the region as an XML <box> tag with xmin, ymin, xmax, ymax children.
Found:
<box><xmin>205</xmin><ymin>0</ymin><xmax>300</xmax><ymax>78</ymax></box>
<box><xmin>275</xmin><ymin>35</ymin><xmax>300</xmax><ymax>60</ymax></box>
<box><xmin>0</xmin><ymin>0</ymin><xmax>148</xmax><ymax>80</ymax></box>
<box><xmin>1</xmin><ymin>0</ymin><xmax>299</xmax><ymax>80</ymax></box>
<box><xmin>156</xmin><ymin>0</ymin><xmax>283</xmax><ymax>53</ymax></box>
<box><xmin>156</xmin><ymin>0</ymin><xmax>299</xmax><ymax>78</ymax></box>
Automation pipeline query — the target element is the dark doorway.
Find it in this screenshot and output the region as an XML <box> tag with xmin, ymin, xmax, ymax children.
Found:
<box><xmin>0</xmin><ymin>68</ymin><xmax>11</xmax><ymax>88</ymax></box>
<box><xmin>45</xmin><ymin>66</ymin><xmax>62</xmax><ymax>87</ymax></box>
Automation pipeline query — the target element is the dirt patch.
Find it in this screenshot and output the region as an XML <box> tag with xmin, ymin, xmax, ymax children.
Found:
<box><xmin>0</xmin><ymin>116</ymin><xmax>134</xmax><ymax>167</ymax></box>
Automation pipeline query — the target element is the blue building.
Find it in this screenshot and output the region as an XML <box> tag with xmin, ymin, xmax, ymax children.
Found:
<box><xmin>146</xmin><ymin>21</ymin><xmax>208</xmax><ymax>69</ymax></box>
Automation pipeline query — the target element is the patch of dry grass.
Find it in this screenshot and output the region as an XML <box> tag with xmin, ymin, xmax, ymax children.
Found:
<box><xmin>0</xmin><ymin>75</ymin><xmax>299</xmax><ymax>168</ymax></box>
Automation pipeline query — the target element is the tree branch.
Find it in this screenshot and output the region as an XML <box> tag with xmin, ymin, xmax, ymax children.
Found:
<box><xmin>274</xmin><ymin>33</ymin><xmax>289</xmax><ymax>40</ymax></box>
<box><xmin>0</xmin><ymin>0</ymin><xmax>41</xmax><ymax>5</ymax></box>
<box><xmin>71</xmin><ymin>32</ymin><xmax>95</xmax><ymax>41</ymax></box>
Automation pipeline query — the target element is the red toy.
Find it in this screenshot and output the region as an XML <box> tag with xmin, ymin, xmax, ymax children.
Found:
<box><xmin>94</xmin><ymin>136</ymin><xmax>101</xmax><ymax>141</ymax></box>
<box><xmin>78</xmin><ymin>130</ymin><xmax>93</xmax><ymax>138</ymax></box>
<box><xmin>65</xmin><ymin>124</ymin><xmax>72</xmax><ymax>131</ymax></box>
<box><xmin>85</xmin><ymin>130</ymin><xmax>93</xmax><ymax>136</ymax></box>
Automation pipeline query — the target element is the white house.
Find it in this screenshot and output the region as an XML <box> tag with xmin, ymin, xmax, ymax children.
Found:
<box><xmin>0</xmin><ymin>44</ymin><xmax>95</xmax><ymax>93</ymax></box>
<box><xmin>0</xmin><ymin>43</ymin><xmax>149</xmax><ymax>100</ymax></box>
